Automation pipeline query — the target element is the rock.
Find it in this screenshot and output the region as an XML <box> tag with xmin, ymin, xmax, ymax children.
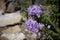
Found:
<box><xmin>1</xmin><ymin>33</ymin><xmax>25</xmax><ymax>40</ymax></box>
<box><xmin>6</xmin><ymin>2</ymin><xmax>15</xmax><ymax>12</ymax></box>
<box><xmin>31</xmin><ymin>33</ymin><xmax>37</xmax><ymax>40</ymax></box>
<box><xmin>0</xmin><ymin>0</ymin><xmax>21</xmax><ymax>13</ymax></box>
<box><xmin>24</xmin><ymin>29</ymin><xmax>37</xmax><ymax>40</ymax></box>
<box><xmin>2</xmin><ymin>25</ymin><xmax>21</xmax><ymax>34</ymax></box>
<box><xmin>0</xmin><ymin>11</ymin><xmax>25</xmax><ymax>27</ymax></box>
<box><xmin>0</xmin><ymin>36</ymin><xmax>8</xmax><ymax>40</ymax></box>
<box><xmin>6</xmin><ymin>1</ymin><xmax>20</xmax><ymax>12</ymax></box>
<box><xmin>0</xmin><ymin>0</ymin><xmax>6</xmax><ymax>11</ymax></box>
<box><xmin>27</xmin><ymin>33</ymin><xmax>37</xmax><ymax>40</ymax></box>
<box><xmin>16</xmin><ymin>33</ymin><xmax>26</xmax><ymax>40</ymax></box>
<box><xmin>0</xmin><ymin>9</ymin><xmax>4</xmax><ymax>15</ymax></box>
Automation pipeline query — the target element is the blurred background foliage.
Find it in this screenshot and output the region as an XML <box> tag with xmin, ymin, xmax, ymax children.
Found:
<box><xmin>18</xmin><ymin>0</ymin><xmax>60</xmax><ymax>40</ymax></box>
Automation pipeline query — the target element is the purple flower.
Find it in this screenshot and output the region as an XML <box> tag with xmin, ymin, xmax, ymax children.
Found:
<box><xmin>38</xmin><ymin>23</ymin><xmax>44</xmax><ymax>29</ymax></box>
<box><xmin>27</xmin><ymin>5</ymin><xmax>42</xmax><ymax>18</ymax></box>
<box><xmin>25</xmin><ymin>18</ymin><xmax>39</xmax><ymax>33</ymax></box>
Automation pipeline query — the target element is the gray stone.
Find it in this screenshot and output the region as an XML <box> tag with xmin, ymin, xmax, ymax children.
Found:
<box><xmin>0</xmin><ymin>0</ymin><xmax>6</xmax><ymax>11</ymax></box>
<box><xmin>6</xmin><ymin>2</ymin><xmax>15</xmax><ymax>12</ymax></box>
<box><xmin>0</xmin><ymin>10</ymin><xmax>4</xmax><ymax>15</ymax></box>
<box><xmin>2</xmin><ymin>25</ymin><xmax>21</xmax><ymax>34</ymax></box>
<box><xmin>0</xmin><ymin>11</ymin><xmax>26</xmax><ymax>27</ymax></box>
<box><xmin>0</xmin><ymin>36</ymin><xmax>8</xmax><ymax>40</ymax></box>
<box><xmin>1</xmin><ymin>33</ymin><xmax>25</xmax><ymax>40</ymax></box>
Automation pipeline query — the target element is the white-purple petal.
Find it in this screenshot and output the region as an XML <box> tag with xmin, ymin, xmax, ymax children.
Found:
<box><xmin>38</xmin><ymin>23</ymin><xmax>44</xmax><ymax>29</ymax></box>
<box><xmin>27</xmin><ymin>5</ymin><xmax>42</xmax><ymax>18</ymax></box>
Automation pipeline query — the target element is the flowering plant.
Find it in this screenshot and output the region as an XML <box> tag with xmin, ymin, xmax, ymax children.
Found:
<box><xmin>25</xmin><ymin>4</ymin><xmax>60</xmax><ymax>40</ymax></box>
<box><xmin>20</xmin><ymin>0</ymin><xmax>60</xmax><ymax>40</ymax></box>
<box><xmin>25</xmin><ymin>5</ymin><xmax>45</xmax><ymax>34</ymax></box>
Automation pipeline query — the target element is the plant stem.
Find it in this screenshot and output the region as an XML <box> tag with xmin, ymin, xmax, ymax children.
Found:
<box><xmin>46</xmin><ymin>17</ymin><xmax>60</xmax><ymax>33</ymax></box>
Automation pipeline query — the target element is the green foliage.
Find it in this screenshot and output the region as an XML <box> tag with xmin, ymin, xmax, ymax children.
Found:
<box><xmin>18</xmin><ymin>0</ymin><xmax>31</xmax><ymax>18</ymax></box>
<box><xmin>35</xmin><ymin>0</ymin><xmax>60</xmax><ymax>39</ymax></box>
<box><xmin>18</xmin><ymin>0</ymin><xmax>60</xmax><ymax>40</ymax></box>
<box><xmin>45</xmin><ymin>0</ymin><xmax>59</xmax><ymax>5</ymax></box>
<box><xmin>41</xmin><ymin>0</ymin><xmax>60</xmax><ymax>40</ymax></box>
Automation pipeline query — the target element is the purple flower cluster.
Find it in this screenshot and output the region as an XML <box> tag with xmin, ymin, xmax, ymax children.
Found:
<box><xmin>25</xmin><ymin>18</ymin><xmax>44</xmax><ymax>33</ymax></box>
<box><xmin>25</xmin><ymin>18</ymin><xmax>39</xmax><ymax>33</ymax></box>
<box><xmin>27</xmin><ymin>5</ymin><xmax>42</xmax><ymax>18</ymax></box>
<box><xmin>25</xmin><ymin>5</ymin><xmax>44</xmax><ymax>34</ymax></box>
